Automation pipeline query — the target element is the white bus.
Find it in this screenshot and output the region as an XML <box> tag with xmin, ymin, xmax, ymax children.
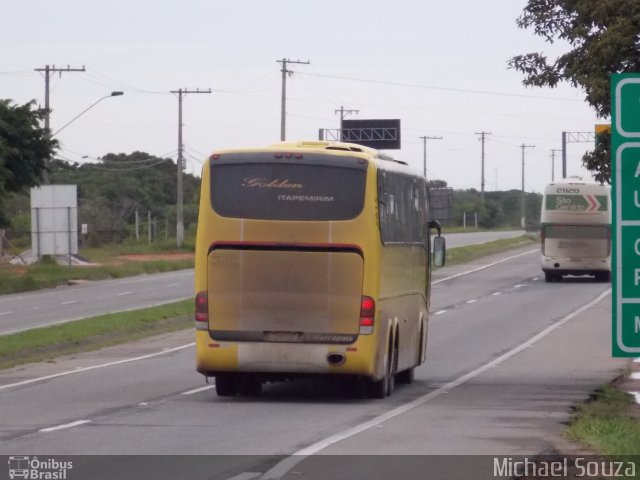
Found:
<box><xmin>540</xmin><ymin>179</ymin><xmax>611</xmax><ymax>282</ymax></box>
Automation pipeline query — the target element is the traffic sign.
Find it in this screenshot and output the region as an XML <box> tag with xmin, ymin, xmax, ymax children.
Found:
<box><xmin>612</xmin><ymin>74</ymin><xmax>640</xmax><ymax>356</ymax></box>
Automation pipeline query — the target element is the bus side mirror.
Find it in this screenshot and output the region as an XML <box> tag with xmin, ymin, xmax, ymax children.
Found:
<box><xmin>433</xmin><ymin>235</ymin><xmax>446</xmax><ymax>267</ymax></box>
<box><xmin>428</xmin><ymin>220</ymin><xmax>445</xmax><ymax>267</ymax></box>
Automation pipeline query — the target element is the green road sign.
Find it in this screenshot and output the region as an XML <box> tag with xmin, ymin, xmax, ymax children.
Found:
<box><xmin>612</xmin><ymin>73</ymin><xmax>640</xmax><ymax>356</ymax></box>
<box><xmin>544</xmin><ymin>194</ymin><xmax>608</xmax><ymax>212</ymax></box>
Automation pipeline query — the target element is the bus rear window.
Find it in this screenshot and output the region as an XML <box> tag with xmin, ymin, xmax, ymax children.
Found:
<box><xmin>210</xmin><ymin>158</ymin><xmax>367</xmax><ymax>221</ymax></box>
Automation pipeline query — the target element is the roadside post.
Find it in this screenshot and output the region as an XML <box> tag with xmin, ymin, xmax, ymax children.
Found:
<box><xmin>612</xmin><ymin>73</ymin><xmax>640</xmax><ymax>356</ymax></box>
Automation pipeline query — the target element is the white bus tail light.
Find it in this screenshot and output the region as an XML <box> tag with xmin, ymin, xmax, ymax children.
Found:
<box><xmin>195</xmin><ymin>291</ymin><xmax>209</xmax><ymax>331</ymax></box>
<box><xmin>359</xmin><ymin>296</ymin><xmax>375</xmax><ymax>334</ymax></box>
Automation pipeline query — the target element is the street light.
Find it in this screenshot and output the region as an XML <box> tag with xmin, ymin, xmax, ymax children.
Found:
<box><xmin>52</xmin><ymin>91</ymin><xmax>124</xmax><ymax>136</ymax></box>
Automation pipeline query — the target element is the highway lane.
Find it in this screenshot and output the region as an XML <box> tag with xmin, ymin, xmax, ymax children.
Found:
<box><xmin>0</xmin><ymin>244</ymin><xmax>625</xmax><ymax>480</ymax></box>
<box><xmin>0</xmin><ymin>230</ymin><xmax>525</xmax><ymax>335</ymax></box>
<box><xmin>0</xmin><ymin>269</ymin><xmax>193</xmax><ymax>335</ymax></box>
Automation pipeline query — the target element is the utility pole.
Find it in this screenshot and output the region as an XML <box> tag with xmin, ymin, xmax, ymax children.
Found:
<box><xmin>335</xmin><ymin>106</ymin><xmax>359</xmax><ymax>142</ymax></box>
<box><xmin>418</xmin><ymin>135</ymin><xmax>443</xmax><ymax>179</ymax></box>
<box><xmin>520</xmin><ymin>143</ymin><xmax>535</xmax><ymax>229</ymax></box>
<box><xmin>550</xmin><ymin>149</ymin><xmax>562</xmax><ymax>182</ymax></box>
<box><xmin>170</xmin><ymin>87</ymin><xmax>211</xmax><ymax>248</ymax></box>
<box><xmin>35</xmin><ymin>64</ymin><xmax>86</xmax><ymax>132</ymax></box>
<box><xmin>476</xmin><ymin>131</ymin><xmax>491</xmax><ymax>202</ymax></box>
<box><xmin>277</xmin><ymin>58</ymin><xmax>310</xmax><ymax>141</ymax></box>
<box><xmin>335</xmin><ymin>106</ymin><xmax>359</xmax><ymax>128</ymax></box>
<box><xmin>34</xmin><ymin>64</ymin><xmax>85</xmax><ymax>184</ymax></box>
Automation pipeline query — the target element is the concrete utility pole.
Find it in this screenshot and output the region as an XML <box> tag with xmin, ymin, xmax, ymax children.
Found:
<box><xmin>34</xmin><ymin>64</ymin><xmax>86</xmax><ymax>184</ymax></box>
<box><xmin>418</xmin><ymin>135</ymin><xmax>443</xmax><ymax>179</ymax></box>
<box><xmin>277</xmin><ymin>58</ymin><xmax>310</xmax><ymax>141</ymax></box>
<box><xmin>335</xmin><ymin>106</ymin><xmax>359</xmax><ymax>128</ymax></box>
<box><xmin>550</xmin><ymin>149</ymin><xmax>562</xmax><ymax>182</ymax></box>
<box><xmin>35</xmin><ymin>64</ymin><xmax>86</xmax><ymax>132</ymax></box>
<box><xmin>170</xmin><ymin>87</ymin><xmax>211</xmax><ymax>248</ymax></box>
<box><xmin>476</xmin><ymin>131</ymin><xmax>491</xmax><ymax>202</ymax></box>
<box><xmin>520</xmin><ymin>143</ymin><xmax>535</xmax><ymax>229</ymax></box>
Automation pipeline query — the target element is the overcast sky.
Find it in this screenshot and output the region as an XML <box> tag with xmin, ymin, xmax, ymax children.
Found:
<box><xmin>2</xmin><ymin>0</ymin><xmax>601</xmax><ymax>193</ymax></box>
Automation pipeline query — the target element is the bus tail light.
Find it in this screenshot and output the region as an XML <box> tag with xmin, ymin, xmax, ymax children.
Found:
<box><xmin>359</xmin><ymin>296</ymin><xmax>375</xmax><ymax>334</ymax></box>
<box><xmin>195</xmin><ymin>291</ymin><xmax>209</xmax><ymax>331</ymax></box>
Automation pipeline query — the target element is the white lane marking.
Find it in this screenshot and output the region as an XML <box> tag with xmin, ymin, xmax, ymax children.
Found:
<box><xmin>0</xmin><ymin>311</ymin><xmax>12</xmax><ymax>316</ymax></box>
<box><xmin>434</xmin><ymin>310</ymin><xmax>447</xmax><ymax>315</ymax></box>
<box><xmin>259</xmin><ymin>288</ymin><xmax>612</xmax><ymax>480</ymax></box>
<box><xmin>532</xmin><ymin>277</ymin><xmax>539</xmax><ymax>281</ymax></box>
<box><xmin>432</xmin><ymin>249</ymin><xmax>538</xmax><ymax>285</ymax></box>
<box><xmin>226</xmin><ymin>473</ymin><xmax>262</xmax><ymax>480</ymax></box>
<box><xmin>492</xmin><ymin>292</ymin><xmax>502</xmax><ymax>296</ymax></box>
<box><xmin>466</xmin><ymin>299</ymin><xmax>478</xmax><ymax>304</ymax></box>
<box><xmin>39</xmin><ymin>419</ymin><xmax>91</xmax><ymax>433</ymax></box>
<box><xmin>61</xmin><ymin>300</ymin><xmax>79</xmax><ymax>305</ymax></box>
<box><xmin>167</xmin><ymin>283</ymin><xmax>180</xmax><ymax>288</ymax></box>
<box><xmin>514</xmin><ymin>284</ymin><xmax>524</xmax><ymax>289</ymax></box>
<box><xmin>182</xmin><ymin>385</ymin><xmax>215</xmax><ymax>395</ymax></box>
<box><xmin>630</xmin><ymin>372</ymin><xmax>640</xmax><ymax>380</ymax></box>
<box><xmin>117</xmin><ymin>291</ymin><xmax>134</xmax><ymax>296</ymax></box>
<box><xmin>0</xmin><ymin>343</ymin><xmax>195</xmax><ymax>391</ymax></box>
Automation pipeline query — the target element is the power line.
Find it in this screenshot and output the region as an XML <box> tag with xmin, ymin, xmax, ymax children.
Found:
<box><xmin>293</xmin><ymin>71</ymin><xmax>584</xmax><ymax>102</ymax></box>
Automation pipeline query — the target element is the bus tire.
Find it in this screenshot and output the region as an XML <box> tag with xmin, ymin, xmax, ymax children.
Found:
<box><xmin>545</xmin><ymin>271</ymin><xmax>561</xmax><ymax>283</ymax></box>
<box><xmin>215</xmin><ymin>374</ymin><xmax>239</xmax><ymax>397</ymax></box>
<box><xmin>367</xmin><ymin>344</ymin><xmax>395</xmax><ymax>399</ymax></box>
<box><xmin>238</xmin><ymin>374</ymin><xmax>262</xmax><ymax>397</ymax></box>
<box><xmin>396</xmin><ymin>367</ymin><xmax>415</xmax><ymax>384</ymax></box>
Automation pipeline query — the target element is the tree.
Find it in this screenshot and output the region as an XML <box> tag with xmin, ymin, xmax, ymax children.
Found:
<box><xmin>0</xmin><ymin>99</ymin><xmax>57</xmax><ymax>226</ymax></box>
<box><xmin>49</xmin><ymin>152</ymin><xmax>200</xmax><ymax>246</ymax></box>
<box><xmin>508</xmin><ymin>0</ymin><xmax>640</xmax><ymax>183</ymax></box>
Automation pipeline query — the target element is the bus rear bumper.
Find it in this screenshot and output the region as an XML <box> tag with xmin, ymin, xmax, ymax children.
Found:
<box><xmin>541</xmin><ymin>255</ymin><xmax>610</xmax><ymax>275</ymax></box>
<box><xmin>195</xmin><ymin>332</ymin><xmax>374</xmax><ymax>378</ymax></box>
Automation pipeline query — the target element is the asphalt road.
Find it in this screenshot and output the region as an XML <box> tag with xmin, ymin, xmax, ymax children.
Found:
<box><xmin>0</xmin><ymin>231</ymin><xmax>525</xmax><ymax>335</ymax></box>
<box><xmin>0</xmin><ymin>244</ymin><xmax>626</xmax><ymax>480</ymax></box>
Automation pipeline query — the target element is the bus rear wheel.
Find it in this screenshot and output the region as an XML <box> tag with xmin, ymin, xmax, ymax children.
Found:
<box><xmin>367</xmin><ymin>344</ymin><xmax>397</xmax><ymax>399</ymax></box>
<box><xmin>238</xmin><ymin>374</ymin><xmax>262</xmax><ymax>396</ymax></box>
<box><xmin>215</xmin><ymin>374</ymin><xmax>239</xmax><ymax>397</ymax></box>
<box><xmin>544</xmin><ymin>271</ymin><xmax>561</xmax><ymax>283</ymax></box>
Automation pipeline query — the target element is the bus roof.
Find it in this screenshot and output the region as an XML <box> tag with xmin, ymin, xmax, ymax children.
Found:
<box><xmin>209</xmin><ymin>140</ymin><xmax>420</xmax><ymax>176</ymax></box>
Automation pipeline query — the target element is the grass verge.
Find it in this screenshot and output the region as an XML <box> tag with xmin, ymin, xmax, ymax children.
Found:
<box><xmin>444</xmin><ymin>234</ymin><xmax>538</xmax><ymax>267</ymax></box>
<box><xmin>0</xmin><ymin>299</ymin><xmax>192</xmax><ymax>370</ymax></box>
<box><xmin>0</xmin><ymin>258</ymin><xmax>194</xmax><ymax>295</ymax></box>
<box><xmin>566</xmin><ymin>383</ymin><xmax>640</xmax><ymax>455</ymax></box>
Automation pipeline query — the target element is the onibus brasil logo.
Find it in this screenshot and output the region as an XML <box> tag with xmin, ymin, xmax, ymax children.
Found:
<box><xmin>8</xmin><ymin>456</ymin><xmax>73</xmax><ymax>479</ymax></box>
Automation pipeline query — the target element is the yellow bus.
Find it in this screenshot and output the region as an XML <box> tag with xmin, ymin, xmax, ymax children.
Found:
<box><xmin>540</xmin><ymin>179</ymin><xmax>611</xmax><ymax>282</ymax></box>
<box><xmin>194</xmin><ymin>141</ymin><xmax>445</xmax><ymax>398</ymax></box>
